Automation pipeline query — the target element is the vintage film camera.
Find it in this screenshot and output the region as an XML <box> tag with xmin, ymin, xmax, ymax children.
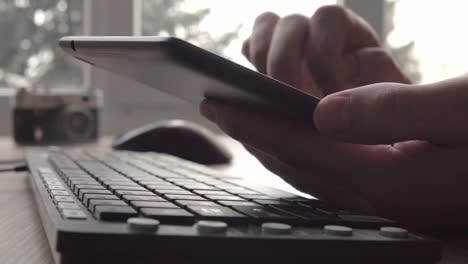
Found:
<box><xmin>12</xmin><ymin>89</ymin><xmax>101</xmax><ymax>144</ymax></box>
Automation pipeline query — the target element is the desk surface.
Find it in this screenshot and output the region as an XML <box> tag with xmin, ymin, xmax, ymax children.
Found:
<box><xmin>0</xmin><ymin>137</ymin><xmax>467</xmax><ymax>264</ymax></box>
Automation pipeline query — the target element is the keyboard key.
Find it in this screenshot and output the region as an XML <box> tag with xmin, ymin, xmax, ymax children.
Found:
<box><xmin>193</xmin><ymin>190</ymin><xmax>231</xmax><ymax>196</ymax></box>
<box><xmin>187</xmin><ymin>206</ymin><xmax>249</xmax><ymax>224</ymax></box>
<box><xmin>139</xmin><ymin>180</ymin><xmax>173</xmax><ymax>186</ymax></box>
<box><xmin>164</xmin><ymin>194</ymin><xmax>206</xmax><ymax>201</ymax></box>
<box><xmin>262</xmin><ymin>222</ymin><xmax>292</xmax><ymax>235</ymax></box>
<box><xmin>141</xmin><ymin>208</ymin><xmax>195</xmax><ymax>224</ymax></box>
<box><xmin>50</xmin><ymin>190</ymin><xmax>70</xmax><ymax>196</ymax></box>
<box><xmin>109</xmin><ymin>185</ymin><xmax>147</xmax><ymax>191</ymax></box>
<box><xmin>152</xmin><ymin>189</ymin><xmax>193</xmax><ymax>195</ymax></box>
<box><xmin>43</xmin><ymin>176</ymin><xmax>59</xmax><ymax>181</ymax></box>
<box><xmin>227</xmin><ymin>189</ymin><xmax>260</xmax><ymax>195</ymax></box>
<box><xmin>195</xmin><ymin>220</ymin><xmax>228</xmax><ymax>234</ymax></box>
<box><xmin>115</xmin><ymin>190</ymin><xmax>155</xmax><ymax>197</ymax></box>
<box><xmin>78</xmin><ymin>189</ymin><xmax>113</xmax><ymax>200</ymax></box>
<box><xmin>65</xmin><ymin>169</ymin><xmax>91</xmax><ymax>175</ymax></box>
<box><xmin>179</xmin><ymin>184</ymin><xmax>218</xmax><ymax>191</ymax></box>
<box><xmin>149</xmin><ymin>185</ymin><xmax>183</xmax><ymax>191</ymax></box>
<box><xmin>102</xmin><ymin>181</ymin><xmax>137</xmax><ymax>187</ymax></box>
<box><xmin>48</xmin><ymin>185</ymin><xmax>66</xmax><ymax>190</ymax></box>
<box><xmin>97</xmin><ymin>179</ymin><xmax>128</xmax><ymax>184</ymax></box>
<box><xmin>196</xmin><ymin>179</ymin><xmax>225</xmax><ymax>185</ymax></box>
<box><xmin>146</xmin><ymin>184</ymin><xmax>181</xmax><ymax>190</ymax></box>
<box><xmin>175</xmin><ymin>200</ymin><xmax>219</xmax><ymax>207</ymax></box>
<box><xmin>127</xmin><ymin>217</ymin><xmax>160</xmax><ymax>233</ymax></box>
<box><xmin>217</xmin><ymin>201</ymin><xmax>257</xmax><ymax>207</ymax></box>
<box><xmin>232</xmin><ymin>206</ymin><xmax>299</xmax><ymax>223</ymax></box>
<box><xmin>170</xmin><ymin>179</ymin><xmax>198</xmax><ymax>184</ymax></box>
<box><xmin>146</xmin><ymin>167</ymin><xmax>183</xmax><ymax>179</ymax></box>
<box><xmin>65</xmin><ymin>173</ymin><xmax>90</xmax><ymax>178</ymax></box>
<box><xmin>82</xmin><ymin>194</ymin><xmax>119</xmax><ymax>206</ymax></box>
<box><xmin>94</xmin><ymin>205</ymin><xmax>138</xmax><ymax>221</ymax></box>
<box><xmin>54</xmin><ymin>196</ymin><xmax>75</xmax><ymax>203</ymax></box>
<box><xmin>272</xmin><ymin>204</ymin><xmax>333</xmax><ymax>224</ymax></box>
<box><xmin>239</xmin><ymin>194</ymin><xmax>273</xmax><ymax>200</ymax></box>
<box><xmin>215</xmin><ymin>185</ymin><xmax>246</xmax><ymax>191</ymax></box>
<box><xmin>130</xmin><ymin>201</ymin><xmax>180</xmax><ymax>209</ymax></box>
<box><xmin>205</xmin><ymin>195</ymin><xmax>245</xmax><ymax>201</ymax></box>
<box><xmin>57</xmin><ymin>202</ymin><xmax>80</xmax><ymax>210</ymax></box>
<box><xmin>62</xmin><ymin>209</ymin><xmax>87</xmax><ymax>220</ymax></box>
<box><xmin>70</xmin><ymin>180</ymin><xmax>100</xmax><ymax>186</ymax></box>
<box><xmin>71</xmin><ymin>182</ymin><xmax>100</xmax><ymax>190</ymax></box>
<box><xmin>44</xmin><ymin>178</ymin><xmax>61</xmax><ymax>183</ymax></box>
<box><xmin>73</xmin><ymin>184</ymin><xmax>105</xmax><ymax>194</ymax></box>
<box><xmin>338</xmin><ymin>215</ymin><xmax>396</xmax><ymax>227</ymax></box>
<box><xmin>122</xmin><ymin>195</ymin><xmax>167</xmax><ymax>202</ymax></box>
<box><xmin>65</xmin><ymin>177</ymin><xmax>93</xmax><ymax>185</ymax></box>
<box><xmin>44</xmin><ymin>180</ymin><xmax>62</xmax><ymax>186</ymax></box>
<box><xmin>253</xmin><ymin>199</ymin><xmax>290</xmax><ymax>206</ymax></box>
<box><xmin>89</xmin><ymin>199</ymin><xmax>128</xmax><ymax>212</ymax></box>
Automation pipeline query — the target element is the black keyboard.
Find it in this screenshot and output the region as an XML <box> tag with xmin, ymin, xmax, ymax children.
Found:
<box><xmin>25</xmin><ymin>148</ymin><xmax>442</xmax><ymax>263</ymax></box>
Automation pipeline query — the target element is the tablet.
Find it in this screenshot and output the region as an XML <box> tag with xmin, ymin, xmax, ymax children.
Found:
<box><xmin>59</xmin><ymin>36</ymin><xmax>320</xmax><ymax>121</ymax></box>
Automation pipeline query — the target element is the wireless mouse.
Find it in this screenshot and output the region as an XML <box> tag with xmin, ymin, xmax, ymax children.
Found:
<box><xmin>112</xmin><ymin>119</ymin><xmax>232</xmax><ymax>165</ymax></box>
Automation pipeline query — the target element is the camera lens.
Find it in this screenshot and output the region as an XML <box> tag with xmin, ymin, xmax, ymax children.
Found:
<box><xmin>68</xmin><ymin>111</ymin><xmax>89</xmax><ymax>134</ymax></box>
<box><xmin>61</xmin><ymin>105</ymin><xmax>96</xmax><ymax>141</ymax></box>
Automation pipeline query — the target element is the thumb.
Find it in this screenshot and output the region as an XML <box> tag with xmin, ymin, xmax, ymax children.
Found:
<box><xmin>313</xmin><ymin>77</ymin><xmax>468</xmax><ymax>145</ymax></box>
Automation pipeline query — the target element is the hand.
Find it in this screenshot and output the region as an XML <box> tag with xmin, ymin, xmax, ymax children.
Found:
<box><xmin>200</xmin><ymin>5</ymin><xmax>468</xmax><ymax>230</ymax></box>
<box><xmin>201</xmin><ymin>76</ymin><xmax>468</xmax><ymax>230</ymax></box>
<box><xmin>242</xmin><ymin>5</ymin><xmax>409</xmax><ymax>96</ymax></box>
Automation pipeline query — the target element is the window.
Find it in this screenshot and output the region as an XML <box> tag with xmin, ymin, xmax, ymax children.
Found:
<box><xmin>0</xmin><ymin>0</ymin><xmax>84</xmax><ymax>91</ymax></box>
<box><xmin>386</xmin><ymin>0</ymin><xmax>468</xmax><ymax>84</ymax></box>
<box><xmin>142</xmin><ymin>0</ymin><xmax>337</xmax><ymax>68</ymax></box>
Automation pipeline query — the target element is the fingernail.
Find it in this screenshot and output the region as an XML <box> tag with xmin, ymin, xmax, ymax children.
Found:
<box><xmin>200</xmin><ymin>102</ymin><xmax>217</xmax><ymax>122</ymax></box>
<box><xmin>314</xmin><ymin>95</ymin><xmax>351</xmax><ymax>135</ymax></box>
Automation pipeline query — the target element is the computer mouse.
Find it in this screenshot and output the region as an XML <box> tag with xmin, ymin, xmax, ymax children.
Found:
<box><xmin>112</xmin><ymin>119</ymin><xmax>232</xmax><ymax>165</ymax></box>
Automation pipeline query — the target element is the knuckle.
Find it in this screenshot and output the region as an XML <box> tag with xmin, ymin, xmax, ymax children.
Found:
<box><xmin>375</xmin><ymin>49</ymin><xmax>397</xmax><ymax>66</ymax></box>
<box><xmin>267</xmin><ymin>57</ymin><xmax>292</xmax><ymax>82</ymax></box>
<box><xmin>254</xmin><ymin>11</ymin><xmax>279</xmax><ymax>26</ymax></box>
<box><xmin>373</xmin><ymin>50</ymin><xmax>406</xmax><ymax>81</ymax></box>
<box><xmin>267</xmin><ymin>64</ymin><xmax>282</xmax><ymax>78</ymax></box>
<box><xmin>313</xmin><ymin>5</ymin><xmax>349</xmax><ymax>22</ymax></box>
<box><xmin>281</xmin><ymin>14</ymin><xmax>309</xmax><ymax>26</ymax></box>
<box><xmin>250</xmin><ymin>46</ymin><xmax>268</xmax><ymax>68</ymax></box>
<box><xmin>267</xmin><ymin>52</ymin><xmax>285</xmax><ymax>73</ymax></box>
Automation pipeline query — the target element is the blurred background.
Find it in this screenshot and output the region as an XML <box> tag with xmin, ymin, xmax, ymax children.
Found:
<box><xmin>0</xmin><ymin>0</ymin><xmax>465</xmax><ymax>135</ymax></box>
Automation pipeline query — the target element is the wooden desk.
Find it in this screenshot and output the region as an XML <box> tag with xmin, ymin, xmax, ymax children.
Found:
<box><xmin>0</xmin><ymin>137</ymin><xmax>466</xmax><ymax>263</ymax></box>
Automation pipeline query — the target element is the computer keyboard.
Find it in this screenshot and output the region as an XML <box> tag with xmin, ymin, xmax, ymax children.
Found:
<box><xmin>25</xmin><ymin>148</ymin><xmax>442</xmax><ymax>263</ymax></box>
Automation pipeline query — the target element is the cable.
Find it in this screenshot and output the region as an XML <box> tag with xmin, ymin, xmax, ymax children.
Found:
<box><xmin>0</xmin><ymin>164</ymin><xmax>29</xmax><ymax>172</ymax></box>
<box><xmin>0</xmin><ymin>159</ymin><xmax>26</xmax><ymax>165</ymax></box>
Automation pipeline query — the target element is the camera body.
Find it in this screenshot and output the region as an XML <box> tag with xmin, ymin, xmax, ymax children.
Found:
<box><xmin>13</xmin><ymin>89</ymin><xmax>100</xmax><ymax>144</ymax></box>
